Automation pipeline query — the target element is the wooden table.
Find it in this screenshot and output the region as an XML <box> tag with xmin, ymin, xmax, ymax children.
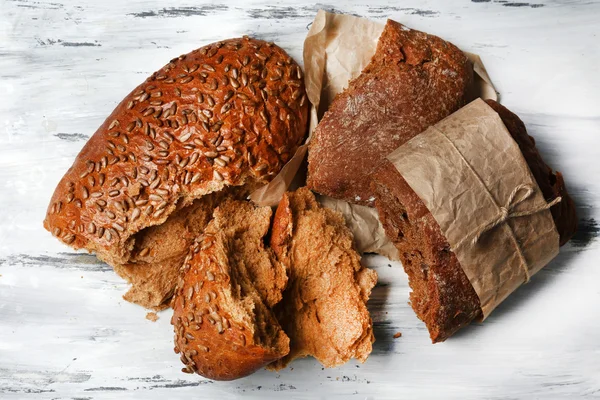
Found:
<box><xmin>1</xmin><ymin>1</ymin><xmax>599</xmax><ymax>398</ymax></box>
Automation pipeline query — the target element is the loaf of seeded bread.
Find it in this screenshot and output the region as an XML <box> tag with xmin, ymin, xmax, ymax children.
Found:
<box><xmin>43</xmin><ymin>37</ymin><xmax>308</xmax><ymax>309</ymax></box>
<box><xmin>371</xmin><ymin>100</ymin><xmax>577</xmax><ymax>342</ymax></box>
<box><xmin>171</xmin><ymin>189</ymin><xmax>376</xmax><ymax>380</ymax></box>
<box><xmin>307</xmin><ymin>19</ymin><xmax>474</xmax><ymax>207</ymax></box>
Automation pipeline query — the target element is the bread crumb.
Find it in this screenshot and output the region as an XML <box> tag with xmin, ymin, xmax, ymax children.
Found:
<box><xmin>127</xmin><ymin>182</ymin><xmax>141</xmax><ymax>197</ymax></box>
<box><xmin>146</xmin><ymin>312</ymin><xmax>159</xmax><ymax>322</ymax></box>
<box><xmin>393</xmin><ymin>331</ymin><xmax>402</xmax><ymax>339</ymax></box>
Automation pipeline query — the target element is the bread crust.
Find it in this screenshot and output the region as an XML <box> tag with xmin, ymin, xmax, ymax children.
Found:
<box><xmin>372</xmin><ymin>100</ymin><xmax>577</xmax><ymax>342</ymax></box>
<box><xmin>307</xmin><ymin>19</ymin><xmax>474</xmax><ymax>207</ymax></box>
<box><xmin>44</xmin><ymin>36</ymin><xmax>308</xmax><ymax>271</ymax></box>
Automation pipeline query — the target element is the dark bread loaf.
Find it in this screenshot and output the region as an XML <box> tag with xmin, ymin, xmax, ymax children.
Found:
<box><xmin>371</xmin><ymin>100</ymin><xmax>577</xmax><ymax>342</ymax></box>
<box><xmin>172</xmin><ymin>200</ymin><xmax>289</xmax><ymax>380</ymax></box>
<box><xmin>307</xmin><ymin>19</ymin><xmax>474</xmax><ymax>207</ymax></box>
<box><xmin>269</xmin><ymin>188</ymin><xmax>377</xmax><ymax>369</ymax></box>
<box><xmin>43</xmin><ymin>37</ymin><xmax>308</xmax><ymax>308</ymax></box>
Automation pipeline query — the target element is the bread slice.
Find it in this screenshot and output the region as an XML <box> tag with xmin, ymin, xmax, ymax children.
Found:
<box><xmin>269</xmin><ymin>188</ymin><xmax>377</xmax><ymax>369</ymax></box>
<box><xmin>171</xmin><ymin>199</ymin><xmax>289</xmax><ymax>380</ymax></box>
<box><xmin>307</xmin><ymin>19</ymin><xmax>474</xmax><ymax>207</ymax></box>
<box><xmin>371</xmin><ymin>100</ymin><xmax>577</xmax><ymax>342</ymax></box>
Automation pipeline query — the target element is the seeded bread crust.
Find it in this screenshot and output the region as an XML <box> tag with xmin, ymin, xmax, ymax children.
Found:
<box><xmin>371</xmin><ymin>100</ymin><xmax>577</xmax><ymax>342</ymax></box>
<box><xmin>43</xmin><ymin>37</ymin><xmax>308</xmax><ymax>307</ymax></box>
<box><xmin>172</xmin><ymin>200</ymin><xmax>289</xmax><ymax>380</ymax></box>
<box><xmin>269</xmin><ymin>188</ymin><xmax>377</xmax><ymax>369</ymax></box>
<box><xmin>307</xmin><ymin>19</ymin><xmax>474</xmax><ymax>207</ymax></box>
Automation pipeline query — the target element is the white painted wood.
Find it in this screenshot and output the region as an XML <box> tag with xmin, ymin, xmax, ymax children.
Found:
<box><xmin>1</xmin><ymin>0</ymin><xmax>600</xmax><ymax>398</ymax></box>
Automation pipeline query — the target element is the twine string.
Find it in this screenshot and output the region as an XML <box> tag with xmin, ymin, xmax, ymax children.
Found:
<box><xmin>454</xmin><ymin>183</ymin><xmax>562</xmax><ymax>282</ymax></box>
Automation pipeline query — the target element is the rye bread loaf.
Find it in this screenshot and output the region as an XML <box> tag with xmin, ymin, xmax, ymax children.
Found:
<box><xmin>172</xmin><ymin>199</ymin><xmax>289</xmax><ymax>380</ymax></box>
<box><xmin>371</xmin><ymin>100</ymin><xmax>577</xmax><ymax>342</ymax></box>
<box><xmin>43</xmin><ymin>37</ymin><xmax>308</xmax><ymax>309</ymax></box>
<box><xmin>307</xmin><ymin>19</ymin><xmax>474</xmax><ymax>207</ymax></box>
<box><xmin>269</xmin><ymin>188</ymin><xmax>377</xmax><ymax>369</ymax></box>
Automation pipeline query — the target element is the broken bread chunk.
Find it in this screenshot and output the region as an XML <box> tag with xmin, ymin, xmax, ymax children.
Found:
<box><xmin>269</xmin><ymin>187</ymin><xmax>377</xmax><ymax>369</ymax></box>
<box><xmin>171</xmin><ymin>199</ymin><xmax>289</xmax><ymax>380</ymax></box>
<box><xmin>113</xmin><ymin>187</ymin><xmax>250</xmax><ymax>310</ymax></box>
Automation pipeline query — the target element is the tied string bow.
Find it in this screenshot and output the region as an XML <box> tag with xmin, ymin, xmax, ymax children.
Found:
<box><xmin>454</xmin><ymin>183</ymin><xmax>561</xmax><ymax>282</ymax></box>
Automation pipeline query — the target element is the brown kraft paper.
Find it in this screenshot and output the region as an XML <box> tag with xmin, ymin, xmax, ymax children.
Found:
<box><xmin>386</xmin><ymin>98</ymin><xmax>560</xmax><ymax>317</ymax></box>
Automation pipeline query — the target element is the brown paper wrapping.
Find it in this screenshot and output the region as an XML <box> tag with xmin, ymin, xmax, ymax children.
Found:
<box><xmin>387</xmin><ymin>99</ymin><xmax>560</xmax><ymax>317</ymax></box>
<box><xmin>251</xmin><ymin>10</ymin><xmax>497</xmax><ymax>260</ymax></box>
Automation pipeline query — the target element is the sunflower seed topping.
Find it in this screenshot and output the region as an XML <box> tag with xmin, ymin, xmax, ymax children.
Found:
<box><xmin>179</xmin><ymin>132</ymin><xmax>192</xmax><ymax>142</ymax></box>
<box><xmin>131</xmin><ymin>207</ymin><xmax>141</xmax><ymax>221</ymax></box>
<box><xmin>202</xmin><ymin>64</ymin><xmax>215</xmax><ymax>72</ymax></box>
<box><xmin>191</xmin><ymin>172</ymin><xmax>202</xmax><ymax>184</ymax></box>
<box><xmin>148</xmin><ymin>194</ymin><xmax>163</xmax><ymax>202</ymax></box>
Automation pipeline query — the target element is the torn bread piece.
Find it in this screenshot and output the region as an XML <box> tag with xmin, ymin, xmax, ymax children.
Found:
<box><xmin>269</xmin><ymin>187</ymin><xmax>377</xmax><ymax>369</ymax></box>
<box><xmin>114</xmin><ymin>187</ymin><xmax>249</xmax><ymax>310</ymax></box>
<box><xmin>172</xmin><ymin>199</ymin><xmax>289</xmax><ymax>380</ymax></box>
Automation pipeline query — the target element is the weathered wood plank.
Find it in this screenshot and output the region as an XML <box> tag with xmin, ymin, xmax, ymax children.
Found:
<box><xmin>1</xmin><ymin>0</ymin><xmax>600</xmax><ymax>398</ymax></box>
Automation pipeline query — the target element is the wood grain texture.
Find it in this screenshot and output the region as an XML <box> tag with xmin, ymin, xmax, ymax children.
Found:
<box><xmin>1</xmin><ymin>0</ymin><xmax>599</xmax><ymax>398</ymax></box>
